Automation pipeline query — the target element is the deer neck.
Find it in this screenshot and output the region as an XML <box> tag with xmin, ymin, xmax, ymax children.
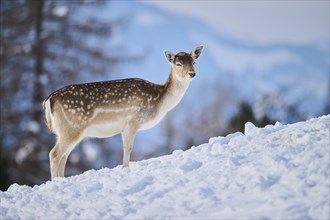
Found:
<box><xmin>159</xmin><ymin>69</ymin><xmax>190</xmax><ymax>114</ymax></box>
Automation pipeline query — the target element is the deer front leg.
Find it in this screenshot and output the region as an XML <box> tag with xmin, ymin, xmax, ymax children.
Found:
<box><xmin>121</xmin><ymin>125</ymin><xmax>137</xmax><ymax>168</ymax></box>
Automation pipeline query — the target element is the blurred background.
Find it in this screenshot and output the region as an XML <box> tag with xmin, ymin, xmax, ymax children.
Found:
<box><xmin>0</xmin><ymin>0</ymin><xmax>329</xmax><ymax>190</ymax></box>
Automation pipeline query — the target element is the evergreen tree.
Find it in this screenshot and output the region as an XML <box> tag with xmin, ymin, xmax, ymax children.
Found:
<box><xmin>225</xmin><ymin>101</ymin><xmax>274</xmax><ymax>135</ymax></box>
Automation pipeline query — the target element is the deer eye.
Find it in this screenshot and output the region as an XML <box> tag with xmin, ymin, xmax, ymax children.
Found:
<box><xmin>176</xmin><ymin>63</ymin><xmax>182</xmax><ymax>67</ymax></box>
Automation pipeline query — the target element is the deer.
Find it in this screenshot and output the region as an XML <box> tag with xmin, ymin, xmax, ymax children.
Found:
<box><xmin>43</xmin><ymin>45</ymin><xmax>204</xmax><ymax>180</ymax></box>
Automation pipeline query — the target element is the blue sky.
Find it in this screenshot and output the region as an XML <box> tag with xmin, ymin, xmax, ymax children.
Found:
<box><xmin>145</xmin><ymin>1</ymin><xmax>329</xmax><ymax>45</ymax></box>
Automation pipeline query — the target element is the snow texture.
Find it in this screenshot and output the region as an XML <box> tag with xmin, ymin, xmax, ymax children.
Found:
<box><xmin>1</xmin><ymin>115</ymin><xmax>329</xmax><ymax>219</ymax></box>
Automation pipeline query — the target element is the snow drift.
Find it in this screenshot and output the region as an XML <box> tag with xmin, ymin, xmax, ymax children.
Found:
<box><xmin>1</xmin><ymin>115</ymin><xmax>329</xmax><ymax>219</ymax></box>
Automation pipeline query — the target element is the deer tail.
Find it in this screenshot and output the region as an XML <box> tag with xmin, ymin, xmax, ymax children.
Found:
<box><xmin>43</xmin><ymin>99</ymin><xmax>53</xmax><ymax>133</ymax></box>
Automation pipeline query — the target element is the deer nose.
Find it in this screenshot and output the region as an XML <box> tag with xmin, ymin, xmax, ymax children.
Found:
<box><xmin>189</xmin><ymin>72</ymin><xmax>196</xmax><ymax>78</ymax></box>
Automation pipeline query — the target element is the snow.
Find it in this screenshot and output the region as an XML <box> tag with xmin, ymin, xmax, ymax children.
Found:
<box><xmin>25</xmin><ymin>121</ymin><xmax>41</xmax><ymax>134</ymax></box>
<box><xmin>1</xmin><ymin>115</ymin><xmax>329</xmax><ymax>219</ymax></box>
<box><xmin>15</xmin><ymin>143</ymin><xmax>35</xmax><ymax>165</ymax></box>
<box><xmin>52</xmin><ymin>5</ymin><xmax>69</xmax><ymax>17</ymax></box>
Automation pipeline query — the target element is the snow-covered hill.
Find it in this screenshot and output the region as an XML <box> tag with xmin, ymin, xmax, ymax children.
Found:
<box><xmin>1</xmin><ymin>115</ymin><xmax>329</xmax><ymax>219</ymax></box>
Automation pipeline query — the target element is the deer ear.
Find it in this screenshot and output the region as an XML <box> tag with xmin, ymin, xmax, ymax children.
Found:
<box><xmin>164</xmin><ymin>51</ymin><xmax>175</xmax><ymax>64</ymax></box>
<box><xmin>191</xmin><ymin>45</ymin><xmax>204</xmax><ymax>60</ymax></box>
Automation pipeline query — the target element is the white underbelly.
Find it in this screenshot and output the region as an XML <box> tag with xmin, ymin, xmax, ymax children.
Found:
<box><xmin>84</xmin><ymin>121</ymin><xmax>123</xmax><ymax>138</ymax></box>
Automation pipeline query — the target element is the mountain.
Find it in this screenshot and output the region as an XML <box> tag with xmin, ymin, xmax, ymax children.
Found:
<box><xmin>1</xmin><ymin>115</ymin><xmax>329</xmax><ymax>219</ymax></box>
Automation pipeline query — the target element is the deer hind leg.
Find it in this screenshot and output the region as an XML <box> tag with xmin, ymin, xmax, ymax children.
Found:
<box><xmin>121</xmin><ymin>125</ymin><xmax>137</xmax><ymax>168</ymax></box>
<box><xmin>49</xmin><ymin>135</ymin><xmax>82</xmax><ymax>180</ymax></box>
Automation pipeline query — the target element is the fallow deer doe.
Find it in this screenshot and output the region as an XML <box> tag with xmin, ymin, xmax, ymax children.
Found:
<box><xmin>43</xmin><ymin>46</ymin><xmax>204</xmax><ymax>179</ymax></box>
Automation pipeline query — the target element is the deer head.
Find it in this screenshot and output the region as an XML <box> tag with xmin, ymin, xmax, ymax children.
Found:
<box><xmin>164</xmin><ymin>45</ymin><xmax>204</xmax><ymax>81</ymax></box>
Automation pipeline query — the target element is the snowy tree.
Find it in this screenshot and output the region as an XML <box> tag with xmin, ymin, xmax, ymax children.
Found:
<box><xmin>0</xmin><ymin>0</ymin><xmax>131</xmax><ymax>188</ymax></box>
